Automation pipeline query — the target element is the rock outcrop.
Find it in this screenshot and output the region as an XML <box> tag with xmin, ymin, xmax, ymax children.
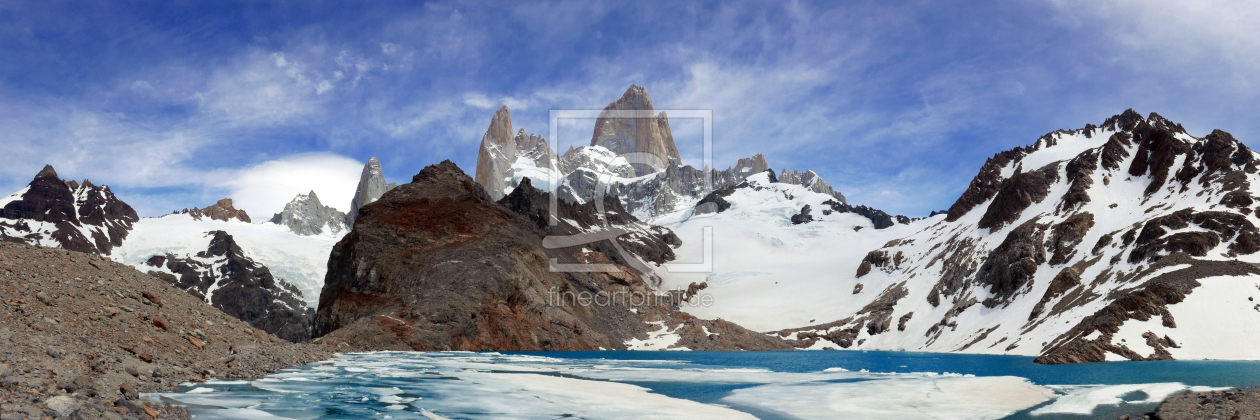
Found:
<box><xmin>311</xmin><ymin>161</ymin><xmax>788</xmax><ymax>352</ymax></box>
<box><xmin>779</xmin><ymin>169</ymin><xmax>847</xmax><ymax>204</ymax></box>
<box><xmin>590</xmin><ymin>85</ymin><xmax>682</xmax><ymax>175</ymax></box>
<box><xmin>268</xmin><ymin>191</ymin><xmax>347</xmax><ymax>236</ymax></box>
<box><xmin>346</xmin><ymin>157</ymin><xmax>397</xmax><ymax>228</ymax></box>
<box><xmin>180</xmin><ymin>198</ymin><xmax>251</xmax><ymax>223</ymax></box>
<box><xmin>142</xmin><ymin>230</ymin><xmax>313</xmax><ymax>342</ymax></box>
<box><xmin>474</xmin><ymin>106</ymin><xmax>519</xmax><ymax>201</ymax></box>
<box><xmin>0</xmin><ymin>165</ymin><xmax>139</xmax><ymax>255</ymax></box>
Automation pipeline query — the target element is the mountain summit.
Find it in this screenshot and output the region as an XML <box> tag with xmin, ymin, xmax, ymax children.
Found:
<box><xmin>590</xmin><ymin>85</ymin><xmax>681</xmax><ymax>175</ymax></box>
<box><xmin>0</xmin><ymin>164</ymin><xmax>139</xmax><ymax>254</ymax></box>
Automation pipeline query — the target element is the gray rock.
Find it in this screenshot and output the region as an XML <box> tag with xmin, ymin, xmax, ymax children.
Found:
<box><xmin>45</xmin><ymin>346</ymin><xmax>62</xmax><ymax>359</ymax></box>
<box><xmin>44</xmin><ymin>395</ymin><xmax>78</xmax><ymax>418</ymax></box>
<box><xmin>474</xmin><ymin>106</ymin><xmax>519</xmax><ymax>201</ymax></box>
<box><xmin>268</xmin><ymin>191</ymin><xmax>347</xmax><ymax>236</ymax></box>
<box><xmin>346</xmin><ymin>157</ymin><xmax>398</xmax><ymax>228</ymax></box>
<box><xmin>35</xmin><ymin>292</ymin><xmax>53</xmax><ymax>306</ymax></box>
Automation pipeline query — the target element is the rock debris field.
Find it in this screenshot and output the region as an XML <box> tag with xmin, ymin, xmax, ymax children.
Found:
<box><xmin>0</xmin><ymin>242</ymin><xmax>331</xmax><ymax>420</ymax></box>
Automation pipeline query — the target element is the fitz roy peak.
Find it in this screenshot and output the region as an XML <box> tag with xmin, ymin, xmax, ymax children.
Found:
<box><xmin>472</xmin><ymin>85</ymin><xmax>854</xmax><ymax>220</ymax></box>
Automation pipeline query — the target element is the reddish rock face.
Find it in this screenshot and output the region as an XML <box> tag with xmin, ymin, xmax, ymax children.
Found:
<box><xmin>182</xmin><ymin>198</ymin><xmax>251</xmax><ymax>223</ymax></box>
<box><xmin>312</xmin><ymin>160</ymin><xmax>653</xmax><ymax>351</ymax></box>
<box><xmin>590</xmin><ymin>85</ymin><xmax>682</xmax><ymax>175</ymax></box>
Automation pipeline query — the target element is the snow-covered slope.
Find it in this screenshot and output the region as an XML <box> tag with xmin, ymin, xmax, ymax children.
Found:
<box><xmin>680</xmin><ymin>110</ymin><xmax>1260</xmax><ymax>363</ymax></box>
<box><xmin>112</xmin><ymin>213</ymin><xmax>342</xmax><ymax>308</ymax></box>
<box><xmin>655</xmin><ymin>172</ymin><xmax>932</xmax><ymax>332</ymax></box>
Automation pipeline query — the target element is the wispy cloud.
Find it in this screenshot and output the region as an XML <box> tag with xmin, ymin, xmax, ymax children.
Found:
<box><xmin>1</xmin><ymin>0</ymin><xmax>1257</xmax><ymax>217</ymax></box>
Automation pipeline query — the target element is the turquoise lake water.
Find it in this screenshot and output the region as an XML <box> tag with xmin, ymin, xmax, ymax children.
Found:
<box><xmin>149</xmin><ymin>350</ymin><xmax>1260</xmax><ymax>419</ymax></box>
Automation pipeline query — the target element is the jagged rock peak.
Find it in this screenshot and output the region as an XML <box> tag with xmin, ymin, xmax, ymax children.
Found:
<box><xmin>269</xmin><ymin>190</ymin><xmax>348</xmax><ymax>236</ymax></box>
<box><xmin>777</xmin><ymin>168</ymin><xmax>847</xmax><ymax>204</ymax></box>
<box><xmin>0</xmin><ymin>164</ymin><xmax>139</xmax><ymax>255</ymax></box>
<box><xmin>346</xmin><ymin>157</ymin><xmax>398</xmax><ymax>228</ymax></box>
<box><xmin>182</xmin><ymin>198</ymin><xmax>251</xmax><ymax>223</ymax></box>
<box><xmin>474</xmin><ymin>106</ymin><xmax>518</xmax><ymax>201</ymax></box>
<box><xmin>590</xmin><ymin>85</ymin><xmax>682</xmax><ymax>175</ymax></box>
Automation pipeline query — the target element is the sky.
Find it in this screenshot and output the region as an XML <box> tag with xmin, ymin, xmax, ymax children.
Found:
<box><xmin>1</xmin><ymin>0</ymin><xmax>1258</xmax><ymax>218</ymax></box>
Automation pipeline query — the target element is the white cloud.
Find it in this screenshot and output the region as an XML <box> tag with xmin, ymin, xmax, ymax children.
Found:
<box><xmin>209</xmin><ymin>153</ymin><xmax>365</xmax><ymax>218</ymax></box>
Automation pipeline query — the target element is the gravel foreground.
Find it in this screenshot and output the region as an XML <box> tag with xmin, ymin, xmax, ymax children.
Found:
<box><xmin>1119</xmin><ymin>388</ymin><xmax>1260</xmax><ymax>420</ymax></box>
<box><xmin>0</xmin><ymin>242</ymin><xmax>332</xmax><ymax>419</ymax></box>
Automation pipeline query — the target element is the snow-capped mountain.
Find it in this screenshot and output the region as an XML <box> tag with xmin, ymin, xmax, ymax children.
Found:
<box><xmin>142</xmin><ymin>230</ymin><xmax>312</xmax><ymax>342</ymax></box>
<box><xmin>111</xmin><ymin>212</ymin><xmax>341</xmax><ymax>310</ymax></box>
<box><xmin>346</xmin><ymin>157</ymin><xmax>397</xmax><ymax>228</ymax></box>
<box><xmin>0</xmin><ymin>165</ymin><xmax>139</xmax><ymax>254</ymax></box>
<box><xmin>269</xmin><ymin>191</ymin><xmax>347</xmax><ymax>236</ymax></box>
<box><xmin>665</xmin><ymin>109</ymin><xmax>1260</xmax><ymax>363</ymax></box>
<box><xmin>473</xmin><ymin>85</ymin><xmax>851</xmax><ymax>220</ymax></box>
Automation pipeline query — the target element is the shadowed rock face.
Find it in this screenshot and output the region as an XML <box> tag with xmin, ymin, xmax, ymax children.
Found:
<box><xmin>0</xmin><ymin>165</ymin><xmax>139</xmax><ymax>255</ymax></box>
<box><xmin>313</xmin><ymin>160</ymin><xmax>652</xmax><ymax>351</ymax></box>
<box><xmin>590</xmin><ymin>85</ymin><xmax>681</xmax><ymax>175</ymax></box>
<box><xmin>346</xmin><ymin>157</ymin><xmax>398</xmax><ymax>228</ymax></box>
<box><xmin>312</xmin><ymin>161</ymin><xmax>788</xmax><ymax>352</ymax></box>
<box><xmin>143</xmin><ymin>230</ymin><xmax>312</xmax><ymax>342</ymax></box>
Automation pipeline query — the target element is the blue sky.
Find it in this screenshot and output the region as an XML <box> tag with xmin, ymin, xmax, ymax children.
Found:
<box><xmin>1</xmin><ymin>0</ymin><xmax>1257</xmax><ymax>217</ymax></box>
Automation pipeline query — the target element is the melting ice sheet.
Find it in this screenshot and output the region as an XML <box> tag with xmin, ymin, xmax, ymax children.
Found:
<box><xmin>148</xmin><ymin>352</ymin><xmax>1212</xmax><ymax>420</ymax></box>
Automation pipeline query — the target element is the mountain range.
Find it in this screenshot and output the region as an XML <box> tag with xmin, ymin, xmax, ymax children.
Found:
<box><xmin>3</xmin><ymin>86</ymin><xmax>1258</xmax><ymax>364</ymax></box>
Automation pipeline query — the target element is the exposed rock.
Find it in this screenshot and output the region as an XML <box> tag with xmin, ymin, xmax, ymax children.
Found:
<box><xmin>142</xmin><ymin>231</ymin><xmax>312</xmax><ymax>342</ymax></box>
<box><xmin>694</xmin><ymin>185</ymin><xmax>735</xmax><ymax>215</ymax></box>
<box><xmin>820</xmin><ymin>199</ymin><xmax>907</xmax><ymax>229</ymax></box>
<box><xmin>589</xmin><ymin>85</ymin><xmax>681</xmax><ymax>175</ymax></box>
<box><xmin>268</xmin><ymin>191</ymin><xmax>347</xmax><ymax>236</ymax></box>
<box><xmin>182</xmin><ymin>199</ymin><xmax>250</xmax><ymax>223</ymax></box>
<box><xmin>0</xmin><ymin>165</ymin><xmax>139</xmax><ymax>255</ymax></box>
<box><xmin>313</xmin><ymin>160</ymin><xmax>783</xmax><ymax>352</ymax></box>
<box><xmin>978</xmin><ymin>218</ymin><xmax>1046</xmax><ymax>308</ymax></box>
<box><xmin>1047</xmin><ymin>212</ymin><xmax>1095</xmax><ymax>265</ymax></box>
<box><xmin>346</xmin><ymin>157</ymin><xmax>398</xmax><ymax>228</ymax></box>
<box><xmin>779</xmin><ymin>169</ymin><xmax>847</xmax><ymax>204</ymax></box>
<box><xmin>474</xmin><ymin>106</ymin><xmax>519</xmax><ymax>201</ymax></box>
<box><xmin>976</xmin><ymin>164</ymin><xmax>1058</xmax><ymax>230</ymax></box>
<box><xmin>790</xmin><ymin>205</ymin><xmax>814</xmax><ymax>225</ymax></box>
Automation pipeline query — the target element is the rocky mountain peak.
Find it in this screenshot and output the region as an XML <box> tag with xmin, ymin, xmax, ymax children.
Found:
<box><xmin>346</xmin><ymin>157</ymin><xmax>398</xmax><ymax>228</ymax></box>
<box><xmin>474</xmin><ymin>106</ymin><xmax>519</xmax><ymax>201</ymax></box>
<box><xmin>182</xmin><ymin>198</ymin><xmax>251</xmax><ymax>223</ymax></box>
<box><xmin>590</xmin><ymin>85</ymin><xmax>681</xmax><ymax>175</ymax></box>
<box><xmin>0</xmin><ymin>164</ymin><xmax>138</xmax><ymax>254</ymax></box>
<box><xmin>269</xmin><ymin>190</ymin><xmax>348</xmax><ymax>236</ymax></box>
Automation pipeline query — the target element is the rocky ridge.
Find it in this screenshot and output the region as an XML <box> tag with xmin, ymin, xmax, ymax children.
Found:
<box><xmin>310</xmin><ymin>161</ymin><xmax>791</xmax><ymax>352</ymax></box>
<box><xmin>141</xmin><ymin>230</ymin><xmax>313</xmax><ymax>342</ymax></box>
<box><xmin>268</xmin><ymin>191</ymin><xmax>347</xmax><ymax>236</ymax></box>
<box><xmin>0</xmin><ymin>165</ymin><xmax>139</xmax><ymax>255</ymax></box>
<box><xmin>471</xmin><ymin>86</ymin><xmax>855</xmax><ymax>221</ymax></box>
<box><xmin>774</xmin><ymin>110</ymin><xmax>1260</xmax><ymax>364</ymax></box>
<box><xmin>0</xmin><ymin>241</ymin><xmax>330</xmax><ymax>420</ymax></box>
